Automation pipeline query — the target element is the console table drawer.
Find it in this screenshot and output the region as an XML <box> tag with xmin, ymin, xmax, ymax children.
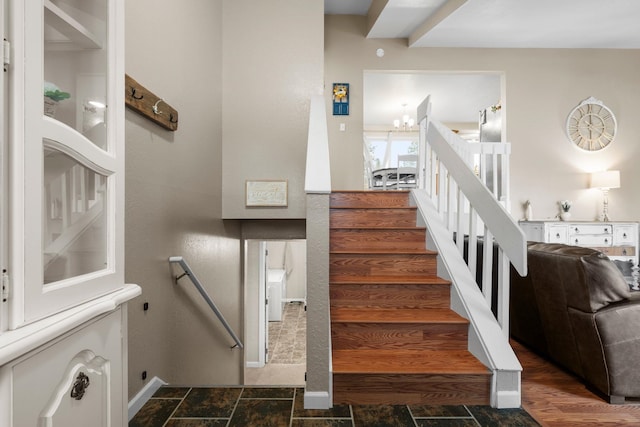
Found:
<box><xmin>615</xmin><ymin>226</ymin><xmax>636</xmax><ymax>245</ymax></box>
<box><xmin>547</xmin><ymin>226</ymin><xmax>567</xmax><ymax>243</ymax></box>
<box><xmin>569</xmin><ymin>224</ymin><xmax>612</xmax><ymax>235</ymax></box>
<box><xmin>570</xmin><ymin>235</ymin><xmax>613</xmax><ymax>246</ymax></box>
<box><xmin>594</xmin><ymin>246</ymin><xmax>636</xmax><ymax>257</ymax></box>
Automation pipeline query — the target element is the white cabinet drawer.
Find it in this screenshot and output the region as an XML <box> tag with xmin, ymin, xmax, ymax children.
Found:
<box><xmin>570</xmin><ymin>234</ymin><xmax>613</xmax><ymax>247</ymax></box>
<box><xmin>614</xmin><ymin>226</ymin><xmax>637</xmax><ymax>245</ymax></box>
<box><xmin>547</xmin><ymin>226</ymin><xmax>567</xmax><ymax>243</ymax></box>
<box><xmin>569</xmin><ymin>224</ymin><xmax>613</xmax><ymax>235</ymax></box>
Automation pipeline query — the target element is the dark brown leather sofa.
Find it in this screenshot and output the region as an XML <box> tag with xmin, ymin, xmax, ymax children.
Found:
<box><xmin>510</xmin><ymin>242</ymin><xmax>640</xmax><ymax>404</ymax></box>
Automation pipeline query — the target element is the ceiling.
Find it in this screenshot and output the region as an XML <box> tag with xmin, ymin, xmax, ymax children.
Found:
<box><xmin>364</xmin><ymin>72</ymin><xmax>500</xmax><ymax>128</ymax></box>
<box><xmin>325</xmin><ymin>0</ymin><xmax>640</xmax><ymax>128</ymax></box>
<box><xmin>325</xmin><ymin>0</ymin><xmax>640</xmax><ymax>49</ymax></box>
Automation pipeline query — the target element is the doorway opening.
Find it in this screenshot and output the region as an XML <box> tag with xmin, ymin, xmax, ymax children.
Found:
<box><xmin>243</xmin><ymin>239</ymin><xmax>306</xmax><ymax>386</ymax></box>
<box><xmin>363</xmin><ymin>71</ymin><xmax>503</xmax><ymax>189</ymax></box>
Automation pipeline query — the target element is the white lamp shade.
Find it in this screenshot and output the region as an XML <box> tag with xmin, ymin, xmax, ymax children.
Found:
<box><xmin>590</xmin><ymin>170</ymin><xmax>620</xmax><ymax>189</ymax></box>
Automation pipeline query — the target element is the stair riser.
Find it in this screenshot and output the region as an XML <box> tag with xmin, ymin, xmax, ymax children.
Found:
<box><xmin>330</xmin><ymin>254</ymin><xmax>437</xmax><ymax>277</ymax></box>
<box><xmin>330</xmin><ymin>192</ymin><xmax>411</xmax><ymax>208</ymax></box>
<box><xmin>330</xmin><ymin>209</ymin><xmax>417</xmax><ymax>228</ymax></box>
<box><xmin>330</xmin><ymin>284</ymin><xmax>450</xmax><ymax>309</ymax></box>
<box><xmin>330</xmin><ymin>229</ymin><xmax>426</xmax><ymax>252</ymax></box>
<box><xmin>333</xmin><ymin>373</ymin><xmax>491</xmax><ymax>405</ymax></box>
<box><xmin>331</xmin><ymin>323</ymin><xmax>469</xmax><ymax>351</ymax></box>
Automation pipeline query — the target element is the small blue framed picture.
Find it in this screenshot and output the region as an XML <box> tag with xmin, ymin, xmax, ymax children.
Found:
<box><xmin>332</xmin><ymin>83</ymin><xmax>349</xmax><ymax>115</ymax></box>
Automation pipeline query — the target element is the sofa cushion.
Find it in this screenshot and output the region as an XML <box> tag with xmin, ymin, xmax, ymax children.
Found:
<box><xmin>527</xmin><ymin>242</ymin><xmax>630</xmax><ymax>313</ymax></box>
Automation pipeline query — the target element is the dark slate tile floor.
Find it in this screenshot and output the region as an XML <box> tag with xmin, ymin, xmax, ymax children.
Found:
<box><xmin>130</xmin><ymin>386</ymin><xmax>540</xmax><ymax>427</ymax></box>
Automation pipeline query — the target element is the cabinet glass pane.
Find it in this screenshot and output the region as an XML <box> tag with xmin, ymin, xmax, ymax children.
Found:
<box><xmin>43</xmin><ymin>146</ymin><xmax>107</xmax><ymax>284</ymax></box>
<box><xmin>43</xmin><ymin>0</ymin><xmax>109</xmax><ymax>150</ymax></box>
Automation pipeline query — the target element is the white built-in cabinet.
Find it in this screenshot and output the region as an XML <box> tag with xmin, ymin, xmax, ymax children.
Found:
<box><xmin>0</xmin><ymin>0</ymin><xmax>139</xmax><ymax>425</ymax></box>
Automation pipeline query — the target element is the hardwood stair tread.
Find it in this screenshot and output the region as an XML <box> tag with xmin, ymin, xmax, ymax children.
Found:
<box><xmin>330</xmin><ymin>226</ymin><xmax>426</xmax><ymax>231</ymax></box>
<box><xmin>330</xmin><ymin>206</ymin><xmax>416</xmax><ymax>210</ymax></box>
<box><xmin>330</xmin><ymin>248</ymin><xmax>435</xmax><ymax>255</ymax></box>
<box><xmin>330</xmin><ymin>275</ymin><xmax>449</xmax><ymax>285</ymax></box>
<box><xmin>330</xmin><ymin>191</ymin><xmax>412</xmax><ymax>209</ymax></box>
<box><xmin>330</xmin><ymin>225</ymin><xmax>422</xmax><ymax>230</ymax></box>
<box><xmin>332</xmin><ymin>349</ymin><xmax>490</xmax><ymax>375</ymax></box>
<box><xmin>331</xmin><ymin>307</ymin><xmax>468</xmax><ymax>324</ymax></box>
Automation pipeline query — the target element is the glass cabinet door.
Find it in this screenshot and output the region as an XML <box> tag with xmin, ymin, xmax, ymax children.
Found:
<box><xmin>10</xmin><ymin>0</ymin><xmax>124</xmax><ymax>325</ymax></box>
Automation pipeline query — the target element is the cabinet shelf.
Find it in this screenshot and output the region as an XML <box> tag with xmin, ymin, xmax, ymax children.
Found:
<box><xmin>44</xmin><ymin>0</ymin><xmax>102</xmax><ymax>50</ymax></box>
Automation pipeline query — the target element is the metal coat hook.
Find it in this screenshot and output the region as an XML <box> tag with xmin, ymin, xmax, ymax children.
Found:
<box><xmin>129</xmin><ymin>86</ymin><xmax>143</xmax><ymax>100</ymax></box>
<box><xmin>125</xmin><ymin>74</ymin><xmax>178</xmax><ymax>131</ymax></box>
<box><xmin>152</xmin><ymin>99</ymin><xmax>164</xmax><ymax>115</ymax></box>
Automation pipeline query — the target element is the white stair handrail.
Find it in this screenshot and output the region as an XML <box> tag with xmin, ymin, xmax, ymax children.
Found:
<box><xmin>426</xmin><ymin>120</ymin><xmax>526</xmax><ymax>275</ymax></box>
<box><xmin>168</xmin><ymin>256</ymin><xmax>243</xmax><ymax>349</ymax></box>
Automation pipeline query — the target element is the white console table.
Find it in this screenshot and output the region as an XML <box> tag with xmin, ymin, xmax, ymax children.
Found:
<box><xmin>519</xmin><ymin>221</ymin><xmax>639</xmax><ymax>290</ymax></box>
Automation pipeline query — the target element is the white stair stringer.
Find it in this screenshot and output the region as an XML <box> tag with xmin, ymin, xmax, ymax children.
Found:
<box><xmin>412</xmin><ymin>190</ymin><xmax>522</xmax><ymax>409</ymax></box>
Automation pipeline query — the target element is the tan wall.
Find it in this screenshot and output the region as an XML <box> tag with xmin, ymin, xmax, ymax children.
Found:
<box><xmin>221</xmin><ymin>0</ymin><xmax>324</xmax><ymax>219</ymax></box>
<box><xmin>125</xmin><ymin>1</ymin><xmax>242</xmax><ymax>397</ymax></box>
<box><xmin>326</xmin><ymin>15</ymin><xmax>640</xmax><ymax>222</ymax></box>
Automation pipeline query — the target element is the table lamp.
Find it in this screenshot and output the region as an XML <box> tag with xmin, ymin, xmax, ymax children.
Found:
<box><xmin>590</xmin><ymin>170</ymin><xmax>620</xmax><ymax>221</ymax></box>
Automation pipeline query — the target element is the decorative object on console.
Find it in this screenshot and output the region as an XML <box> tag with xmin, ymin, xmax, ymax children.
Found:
<box><xmin>590</xmin><ymin>170</ymin><xmax>620</xmax><ymax>221</ymax></box>
<box><xmin>559</xmin><ymin>200</ymin><xmax>571</xmax><ymax>221</ymax></box>
<box><xmin>566</xmin><ymin>96</ymin><xmax>617</xmax><ymax>151</ymax></box>
<box><xmin>524</xmin><ymin>200</ymin><xmax>532</xmax><ymax>221</ymax></box>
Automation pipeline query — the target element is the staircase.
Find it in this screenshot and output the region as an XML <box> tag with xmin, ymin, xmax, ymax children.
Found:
<box><xmin>329</xmin><ymin>190</ymin><xmax>491</xmax><ymax>405</ymax></box>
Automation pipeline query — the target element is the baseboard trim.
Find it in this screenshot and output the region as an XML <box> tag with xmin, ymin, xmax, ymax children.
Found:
<box><xmin>246</xmin><ymin>361</ymin><xmax>264</xmax><ymax>368</ymax></box>
<box><xmin>303</xmin><ymin>390</ymin><xmax>331</xmax><ymax>409</ymax></box>
<box><xmin>493</xmin><ymin>390</ymin><xmax>521</xmax><ymax>409</ymax></box>
<box><xmin>128</xmin><ymin>376</ymin><xmax>167</xmax><ymax>421</ymax></box>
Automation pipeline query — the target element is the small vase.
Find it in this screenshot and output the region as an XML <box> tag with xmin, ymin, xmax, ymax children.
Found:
<box><xmin>560</xmin><ymin>211</ymin><xmax>571</xmax><ymax>221</ymax></box>
<box><xmin>525</xmin><ymin>203</ymin><xmax>532</xmax><ymax>221</ymax></box>
<box><xmin>44</xmin><ymin>97</ymin><xmax>58</xmax><ymax>118</ymax></box>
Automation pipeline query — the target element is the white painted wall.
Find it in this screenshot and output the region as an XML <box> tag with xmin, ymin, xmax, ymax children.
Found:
<box><xmin>267</xmin><ymin>240</ymin><xmax>307</xmax><ymax>301</ymax></box>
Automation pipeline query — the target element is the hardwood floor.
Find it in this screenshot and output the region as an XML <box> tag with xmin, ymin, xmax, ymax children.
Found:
<box><xmin>513</xmin><ymin>339</ymin><xmax>640</xmax><ymax>426</ymax></box>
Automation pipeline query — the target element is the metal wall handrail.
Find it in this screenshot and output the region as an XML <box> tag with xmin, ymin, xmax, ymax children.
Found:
<box><xmin>168</xmin><ymin>256</ymin><xmax>243</xmax><ymax>349</ymax></box>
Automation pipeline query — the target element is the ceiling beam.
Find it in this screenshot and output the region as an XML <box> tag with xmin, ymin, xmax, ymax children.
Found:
<box><xmin>366</xmin><ymin>0</ymin><xmax>389</xmax><ymax>37</ymax></box>
<box><xmin>408</xmin><ymin>0</ymin><xmax>468</xmax><ymax>47</ymax></box>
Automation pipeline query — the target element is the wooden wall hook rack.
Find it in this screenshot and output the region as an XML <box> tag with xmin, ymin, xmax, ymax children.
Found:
<box><xmin>125</xmin><ymin>74</ymin><xmax>178</xmax><ymax>131</ymax></box>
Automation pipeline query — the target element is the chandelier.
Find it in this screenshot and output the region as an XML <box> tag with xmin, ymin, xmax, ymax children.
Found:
<box><xmin>393</xmin><ymin>104</ymin><xmax>414</xmax><ymax>131</ymax></box>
